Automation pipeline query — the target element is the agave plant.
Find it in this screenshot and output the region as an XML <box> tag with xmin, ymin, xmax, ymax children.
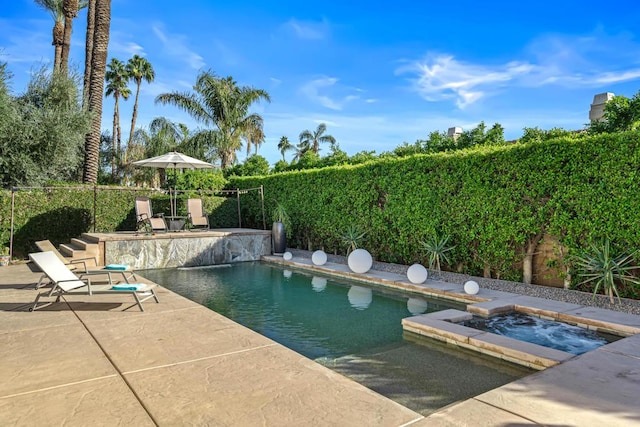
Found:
<box><xmin>341</xmin><ymin>225</ymin><xmax>367</xmax><ymax>255</ymax></box>
<box><xmin>572</xmin><ymin>239</ymin><xmax>640</xmax><ymax>304</ymax></box>
<box><xmin>420</xmin><ymin>232</ymin><xmax>455</xmax><ymax>272</ymax></box>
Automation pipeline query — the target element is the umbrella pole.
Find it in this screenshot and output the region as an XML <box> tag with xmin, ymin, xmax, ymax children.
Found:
<box><xmin>173</xmin><ymin>166</ymin><xmax>177</xmax><ymax>217</ymax></box>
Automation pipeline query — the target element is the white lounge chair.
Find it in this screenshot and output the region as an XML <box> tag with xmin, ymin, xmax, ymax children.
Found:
<box><xmin>33</xmin><ymin>239</ymin><xmax>135</xmax><ymax>289</ymax></box>
<box><xmin>29</xmin><ymin>251</ymin><xmax>159</xmax><ymax>312</ymax></box>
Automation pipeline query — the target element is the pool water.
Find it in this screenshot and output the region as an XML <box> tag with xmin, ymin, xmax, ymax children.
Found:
<box><xmin>142</xmin><ymin>262</ymin><xmax>533</xmax><ymax>415</ymax></box>
<box><xmin>463</xmin><ymin>312</ymin><xmax>621</xmax><ymax>355</ymax></box>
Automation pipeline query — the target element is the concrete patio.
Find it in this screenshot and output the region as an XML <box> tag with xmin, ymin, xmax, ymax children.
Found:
<box><xmin>1</xmin><ymin>257</ymin><xmax>640</xmax><ymax>426</ymax></box>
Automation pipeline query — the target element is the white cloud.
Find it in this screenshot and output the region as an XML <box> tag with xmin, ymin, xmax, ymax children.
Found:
<box><xmin>109</xmin><ymin>38</ymin><xmax>145</xmax><ymax>57</ymax></box>
<box><xmin>299</xmin><ymin>76</ymin><xmax>361</xmax><ymax>110</ymax></box>
<box><xmin>397</xmin><ymin>55</ymin><xmax>533</xmax><ymax>109</ymax></box>
<box><xmin>399</xmin><ymin>30</ymin><xmax>640</xmax><ymax>109</ymax></box>
<box><xmin>152</xmin><ymin>23</ymin><xmax>205</xmax><ymax>70</ymax></box>
<box><xmin>284</xmin><ymin>18</ymin><xmax>330</xmax><ymax>40</ymax></box>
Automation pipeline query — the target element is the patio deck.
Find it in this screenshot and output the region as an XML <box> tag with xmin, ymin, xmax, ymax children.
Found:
<box><xmin>1</xmin><ymin>254</ymin><xmax>640</xmax><ymax>425</ymax></box>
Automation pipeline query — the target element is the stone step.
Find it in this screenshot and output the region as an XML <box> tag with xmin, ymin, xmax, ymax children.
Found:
<box><xmin>70</xmin><ymin>237</ymin><xmax>99</xmax><ymax>253</ymax></box>
<box><xmin>59</xmin><ymin>237</ymin><xmax>101</xmax><ymax>266</ymax></box>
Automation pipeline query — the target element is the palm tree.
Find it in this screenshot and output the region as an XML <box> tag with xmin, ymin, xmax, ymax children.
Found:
<box><xmin>125</xmin><ymin>55</ymin><xmax>155</xmax><ymax>149</ymax></box>
<box><xmin>82</xmin><ymin>0</ymin><xmax>95</xmax><ymax>108</ymax></box>
<box><xmin>155</xmin><ymin>70</ymin><xmax>270</xmax><ymax>168</ymax></box>
<box><xmin>124</xmin><ymin>117</ymin><xmax>187</xmax><ymax>187</ymax></box>
<box><xmin>244</xmin><ymin>115</ymin><xmax>265</xmax><ymax>155</ymax></box>
<box><xmin>277</xmin><ymin>136</ymin><xmax>293</xmax><ymax>161</ymax></box>
<box><xmin>82</xmin><ymin>0</ymin><xmax>111</xmax><ymax>184</ymax></box>
<box><xmin>299</xmin><ymin>123</ymin><xmax>336</xmax><ymax>154</ymax></box>
<box><xmin>34</xmin><ymin>0</ymin><xmax>64</xmax><ymax>72</ymax></box>
<box><xmin>105</xmin><ymin>58</ymin><xmax>130</xmax><ymax>178</ymax></box>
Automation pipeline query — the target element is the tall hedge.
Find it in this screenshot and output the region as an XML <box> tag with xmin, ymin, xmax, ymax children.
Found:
<box><xmin>230</xmin><ymin>132</ymin><xmax>640</xmax><ymax>281</ymax></box>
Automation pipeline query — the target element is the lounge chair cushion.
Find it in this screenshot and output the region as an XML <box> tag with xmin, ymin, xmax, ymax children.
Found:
<box><xmin>105</xmin><ymin>264</ymin><xmax>130</xmax><ymax>270</ymax></box>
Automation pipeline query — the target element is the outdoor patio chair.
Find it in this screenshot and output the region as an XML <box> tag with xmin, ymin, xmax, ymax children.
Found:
<box><xmin>28</xmin><ymin>251</ymin><xmax>159</xmax><ymax>312</ymax></box>
<box><xmin>135</xmin><ymin>196</ymin><xmax>167</xmax><ymax>233</ymax></box>
<box><xmin>186</xmin><ymin>198</ymin><xmax>209</xmax><ymax>230</ymax></box>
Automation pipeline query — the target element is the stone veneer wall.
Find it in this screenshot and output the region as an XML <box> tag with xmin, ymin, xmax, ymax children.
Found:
<box><xmin>104</xmin><ymin>234</ymin><xmax>271</xmax><ymax>269</ymax></box>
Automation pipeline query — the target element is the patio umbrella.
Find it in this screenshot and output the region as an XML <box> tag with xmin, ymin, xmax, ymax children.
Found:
<box><xmin>132</xmin><ymin>151</ymin><xmax>215</xmax><ymax>217</ymax></box>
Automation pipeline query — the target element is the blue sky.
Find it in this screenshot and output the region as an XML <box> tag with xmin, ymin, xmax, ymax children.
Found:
<box><xmin>2</xmin><ymin>0</ymin><xmax>640</xmax><ymax>166</ymax></box>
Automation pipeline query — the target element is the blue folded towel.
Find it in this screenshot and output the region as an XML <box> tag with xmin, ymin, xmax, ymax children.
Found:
<box><xmin>105</xmin><ymin>264</ymin><xmax>129</xmax><ymax>271</ymax></box>
<box><xmin>111</xmin><ymin>283</ymin><xmax>145</xmax><ymax>291</ymax></box>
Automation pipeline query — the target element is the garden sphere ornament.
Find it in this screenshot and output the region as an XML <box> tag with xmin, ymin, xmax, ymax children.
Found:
<box><xmin>348</xmin><ymin>249</ymin><xmax>373</xmax><ymax>274</ymax></box>
<box><xmin>407</xmin><ymin>264</ymin><xmax>428</xmax><ymax>284</ymax></box>
<box><xmin>312</xmin><ymin>250</ymin><xmax>327</xmax><ymax>266</ymax></box>
<box><xmin>464</xmin><ymin>280</ymin><xmax>480</xmax><ymax>295</ymax></box>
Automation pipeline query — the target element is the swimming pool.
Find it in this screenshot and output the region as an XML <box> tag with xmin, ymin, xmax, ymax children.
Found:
<box><xmin>142</xmin><ymin>262</ymin><xmax>533</xmax><ymax>415</ymax></box>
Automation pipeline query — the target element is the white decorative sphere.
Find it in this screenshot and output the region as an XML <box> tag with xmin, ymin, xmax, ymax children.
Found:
<box><xmin>283</xmin><ymin>251</ymin><xmax>293</xmax><ymax>261</ymax></box>
<box><xmin>348</xmin><ymin>286</ymin><xmax>373</xmax><ymax>310</ymax></box>
<box><xmin>347</xmin><ymin>249</ymin><xmax>373</xmax><ymax>274</ymax></box>
<box><xmin>407</xmin><ymin>298</ymin><xmax>429</xmax><ymax>315</ymax></box>
<box><xmin>311</xmin><ymin>276</ymin><xmax>327</xmax><ymax>292</ymax></box>
<box><xmin>312</xmin><ymin>250</ymin><xmax>327</xmax><ymax>266</ymax></box>
<box><xmin>283</xmin><ymin>269</ymin><xmax>292</xmax><ymax>279</ymax></box>
<box><xmin>464</xmin><ymin>280</ymin><xmax>480</xmax><ymax>295</ymax></box>
<box><xmin>407</xmin><ymin>264</ymin><xmax>428</xmax><ymax>284</ymax></box>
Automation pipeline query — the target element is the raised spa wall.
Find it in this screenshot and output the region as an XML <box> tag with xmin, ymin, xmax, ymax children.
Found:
<box><xmin>83</xmin><ymin>229</ymin><xmax>272</xmax><ymax>269</ymax></box>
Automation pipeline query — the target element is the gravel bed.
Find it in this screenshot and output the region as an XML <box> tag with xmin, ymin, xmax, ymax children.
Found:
<box><xmin>289</xmin><ymin>249</ymin><xmax>640</xmax><ymax>316</ymax></box>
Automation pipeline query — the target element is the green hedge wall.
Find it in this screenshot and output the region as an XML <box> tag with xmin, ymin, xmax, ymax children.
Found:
<box><xmin>230</xmin><ymin>132</ymin><xmax>640</xmax><ymax>282</ymax></box>
<box><xmin>0</xmin><ymin>187</ymin><xmax>239</xmax><ymax>258</ymax></box>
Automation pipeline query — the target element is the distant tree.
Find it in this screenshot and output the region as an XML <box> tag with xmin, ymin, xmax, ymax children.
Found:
<box><xmin>243</xmin><ymin>115</ymin><xmax>265</xmax><ymax>155</ymax></box>
<box><xmin>272</xmin><ymin>159</ymin><xmax>289</xmax><ymax>173</ymax></box>
<box><xmin>105</xmin><ymin>58</ymin><xmax>130</xmax><ymax>178</ymax></box>
<box><xmin>125</xmin><ymin>54</ymin><xmax>155</xmax><ymax>150</ymax></box>
<box><xmin>277</xmin><ymin>136</ymin><xmax>293</xmax><ymax>161</ymax></box>
<box><xmin>484</xmin><ymin>123</ymin><xmax>505</xmax><ymax>145</ymax></box>
<box><xmin>240</xmin><ymin>154</ymin><xmax>270</xmax><ymax>176</ymax></box>
<box><xmin>349</xmin><ymin>150</ymin><xmax>378</xmax><ymax>164</ymax></box>
<box><xmin>155</xmin><ymin>70</ymin><xmax>270</xmax><ymax>168</ymax></box>
<box><xmin>589</xmin><ymin>92</ymin><xmax>640</xmax><ymax>134</ymax></box>
<box><xmin>299</xmin><ymin>123</ymin><xmax>335</xmax><ymax>154</ymax></box>
<box><xmin>456</xmin><ymin>122</ymin><xmax>505</xmax><ymax>150</ymax></box>
<box><xmin>519</xmin><ymin>127</ymin><xmax>576</xmax><ymax>144</ymax></box>
<box><xmin>394</xmin><ymin>141</ymin><xmax>427</xmax><ymax>157</ymax></box>
<box><xmin>293</xmin><ymin>150</ymin><xmax>321</xmax><ymax>170</ymax></box>
<box><xmin>321</xmin><ymin>142</ymin><xmax>349</xmax><ymax>167</ymax></box>
<box><xmin>97</xmin><ymin>131</ymin><xmax>115</xmax><ymax>184</ymax></box>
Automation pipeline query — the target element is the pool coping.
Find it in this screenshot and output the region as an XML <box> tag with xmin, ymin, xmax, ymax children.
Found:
<box><xmin>263</xmin><ymin>254</ymin><xmax>640</xmax><ymax>370</ymax></box>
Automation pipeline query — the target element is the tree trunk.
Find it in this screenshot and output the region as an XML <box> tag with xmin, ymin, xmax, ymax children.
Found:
<box><xmin>483</xmin><ymin>264</ymin><xmax>491</xmax><ymax>278</ymax></box>
<box><xmin>83</xmin><ymin>0</ymin><xmax>111</xmax><ymax>184</ymax></box>
<box><xmin>60</xmin><ymin>16</ymin><xmax>73</xmax><ymax>74</ymax></box>
<box><xmin>61</xmin><ymin>0</ymin><xmax>79</xmax><ymax>75</ymax></box>
<box><xmin>128</xmin><ymin>81</ymin><xmax>141</xmax><ymax>148</ymax></box>
<box><xmin>53</xmin><ymin>21</ymin><xmax>64</xmax><ymax>72</ymax></box>
<box><xmin>522</xmin><ymin>233</ymin><xmax>543</xmax><ymax>284</ymax></box>
<box><xmin>82</xmin><ymin>0</ymin><xmax>96</xmax><ymax>109</ymax></box>
<box><xmin>563</xmin><ymin>270</ymin><xmax>571</xmax><ymax>289</ymax></box>
<box><xmin>111</xmin><ymin>95</ymin><xmax>118</xmax><ymax>179</ymax></box>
